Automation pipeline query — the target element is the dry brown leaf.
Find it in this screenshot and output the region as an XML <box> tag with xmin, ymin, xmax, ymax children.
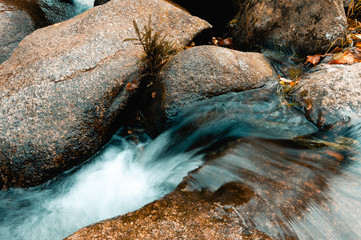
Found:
<box><xmin>324</xmin><ymin>150</ymin><xmax>344</xmax><ymax>161</ymax></box>
<box><xmin>329</xmin><ymin>51</ymin><xmax>358</xmax><ymax>64</ymax></box>
<box><xmin>306</xmin><ymin>54</ymin><xmax>323</xmax><ymax>65</ymax></box>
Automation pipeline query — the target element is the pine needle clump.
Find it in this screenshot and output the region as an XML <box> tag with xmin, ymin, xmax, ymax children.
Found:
<box><xmin>132</xmin><ymin>19</ymin><xmax>179</xmax><ymax>81</ymax></box>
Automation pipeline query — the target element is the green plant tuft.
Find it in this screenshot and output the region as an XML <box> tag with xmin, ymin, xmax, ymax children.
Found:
<box><xmin>132</xmin><ymin>18</ymin><xmax>179</xmax><ymax>83</ymax></box>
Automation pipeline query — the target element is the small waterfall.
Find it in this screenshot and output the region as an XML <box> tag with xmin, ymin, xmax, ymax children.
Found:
<box><xmin>0</xmin><ymin>131</ymin><xmax>204</xmax><ymax>240</ymax></box>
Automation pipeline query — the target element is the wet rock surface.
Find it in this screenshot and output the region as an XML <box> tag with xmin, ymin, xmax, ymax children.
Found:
<box><xmin>232</xmin><ymin>0</ymin><xmax>347</xmax><ymax>55</ymax></box>
<box><xmin>143</xmin><ymin>45</ymin><xmax>277</xmax><ymax>135</ymax></box>
<box><xmin>294</xmin><ymin>63</ymin><xmax>361</xmax><ymax>128</ymax></box>
<box><xmin>0</xmin><ymin>0</ymin><xmax>210</xmax><ymax>189</ymax></box>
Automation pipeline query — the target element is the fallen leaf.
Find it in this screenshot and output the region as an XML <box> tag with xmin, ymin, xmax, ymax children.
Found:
<box><xmin>329</xmin><ymin>51</ymin><xmax>358</xmax><ymax>64</ymax></box>
<box><xmin>306</xmin><ymin>54</ymin><xmax>323</xmax><ymax>65</ymax></box>
<box><xmin>324</xmin><ymin>150</ymin><xmax>344</xmax><ymax>161</ymax></box>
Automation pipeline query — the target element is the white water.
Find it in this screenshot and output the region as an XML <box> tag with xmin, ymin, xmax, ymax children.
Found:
<box><xmin>0</xmin><ymin>132</ymin><xmax>204</xmax><ymax>240</ymax></box>
<box><xmin>73</xmin><ymin>0</ymin><xmax>95</xmax><ymax>13</ymax></box>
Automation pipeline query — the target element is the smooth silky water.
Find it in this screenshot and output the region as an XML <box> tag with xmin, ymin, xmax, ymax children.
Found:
<box><xmin>1</xmin><ymin>2</ymin><xmax>361</xmax><ymax>237</ymax></box>
<box><xmin>1</xmin><ymin>87</ymin><xmax>361</xmax><ymax>239</ymax></box>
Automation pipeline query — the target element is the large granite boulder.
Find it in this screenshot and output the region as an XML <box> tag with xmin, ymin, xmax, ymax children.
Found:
<box><xmin>0</xmin><ymin>0</ymin><xmax>88</xmax><ymax>65</ymax></box>
<box><xmin>0</xmin><ymin>0</ymin><xmax>46</xmax><ymax>64</ymax></box>
<box><xmin>143</xmin><ymin>45</ymin><xmax>277</xmax><ymax>135</ymax></box>
<box><xmin>0</xmin><ymin>0</ymin><xmax>211</xmax><ymax>190</ymax></box>
<box><xmin>232</xmin><ymin>0</ymin><xmax>347</xmax><ymax>55</ymax></box>
<box><xmin>293</xmin><ymin>63</ymin><xmax>361</xmax><ymax>128</ymax></box>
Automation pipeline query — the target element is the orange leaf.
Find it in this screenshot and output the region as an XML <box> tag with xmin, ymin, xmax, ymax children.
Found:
<box><xmin>324</xmin><ymin>150</ymin><xmax>344</xmax><ymax>161</ymax></box>
<box><xmin>306</xmin><ymin>54</ymin><xmax>323</xmax><ymax>65</ymax></box>
<box><xmin>329</xmin><ymin>51</ymin><xmax>357</xmax><ymax>64</ymax></box>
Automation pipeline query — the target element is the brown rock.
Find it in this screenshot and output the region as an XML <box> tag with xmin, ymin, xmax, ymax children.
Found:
<box><xmin>232</xmin><ymin>0</ymin><xmax>347</xmax><ymax>56</ymax></box>
<box><xmin>0</xmin><ymin>0</ymin><xmax>47</xmax><ymax>64</ymax></box>
<box><xmin>0</xmin><ymin>0</ymin><xmax>211</xmax><ymax>189</ymax></box>
<box><xmin>293</xmin><ymin>63</ymin><xmax>361</xmax><ymax>128</ymax></box>
<box><xmin>143</xmin><ymin>45</ymin><xmax>276</xmax><ymax>134</ymax></box>
<box><xmin>0</xmin><ymin>0</ymin><xmax>87</xmax><ymax>64</ymax></box>
<box><xmin>0</xmin><ymin>6</ymin><xmax>35</xmax><ymax>64</ymax></box>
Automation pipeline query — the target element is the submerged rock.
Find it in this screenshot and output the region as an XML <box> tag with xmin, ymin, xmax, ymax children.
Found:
<box><xmin>231</xmin><ymin>0</ymin><xmax>347</xmax><ymax>55</ymax></box>
<box><xmin>0</xmin><ymin>0</ymin><xmax>211</xmax><ymax>189</ymax></box>
<box><xmin>143</xmin><ymin>45</ymin><xmax>277</xmax><ymax>135</ymax></box>
<box><xmin>293</xmin><ymin>63</ymin><xmax>361</xmax><ymax>128</ymax></box>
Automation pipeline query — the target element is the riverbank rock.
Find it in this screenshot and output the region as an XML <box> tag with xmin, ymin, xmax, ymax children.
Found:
<box><xmin>0</xmin><ymin>0</ymin><xmax>86</xmax><ymax>64</ymax></box>
<box><xmin>293</xmin><ymin>63</ymin><xmax>361</xmax><ymax>128</ymax></box>
<box><xmin>143</xmin><ymin>45</ymin><xmax>277</xmax><ymax>135</ymax></box>
<box><xmin>37</xmin><ymin>0</ymin><xmax>78</xmax><ymax>24</ymax></box>
<box><xmin>0</xmin><ymin>0</ymin><xmax>47</xmax><ymax>64</ymax></box>
<box><xmin>0</xmin><ymin>0</ymin><xmax>211</xmax><ymax>190</ymax></box>
<box><xmin>232</xmin><ymin>0</ymin><xmax>347</xmax><ymax>55</ymax></box>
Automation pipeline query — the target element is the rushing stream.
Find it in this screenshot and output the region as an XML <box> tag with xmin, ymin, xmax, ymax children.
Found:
<box><xmin>1</xmin><ymin>87</ymin><xmax>361</xmax><ymax>239</ymax></box>
<box><xmin>1</xmin><ymin>1</ymin><xmax>361</xmax><ymax>239</ymax></box>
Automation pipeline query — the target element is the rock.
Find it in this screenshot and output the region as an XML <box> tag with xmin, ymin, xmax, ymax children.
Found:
<box><xmin>143</xmin><ymin>45</ymin><xmax>276</xmax><ymax>135</ymax></box>
<box><xmin>0</xmin><ymin>0</ymin><xmax>47</xmax><ymax>64</ymax></box>
<box><xmin>232</xmin><ymin>0</ymin><xmax>347</xmax><ymax>56</ymax></box>
<box><xmin>37</xmin><ymin>0</ymin><xmax>78</xmax><ymax>24</ymax></box>
<box><xmin>65</xmin><ymin>182</ymin><xmax>267</xmax><ymax>240</ymax></box>
<box><xmin>0</xmin><ymin>0</ymin><xmax>211</xmax><ymax>189</ymax></box>
<box><xmin>293</xmin><ymin>63</ymin><xmax>361</xmax><ymax>128</ymax></box>
<box><xmin>0</xmin><ymin>6</ymin><xmax>34</xmax><ymax>64</ymax></box>
<box><xmin>0</xmin><ymin>0</ymin><xmax>87</xmax><ymax>65</ymax></box>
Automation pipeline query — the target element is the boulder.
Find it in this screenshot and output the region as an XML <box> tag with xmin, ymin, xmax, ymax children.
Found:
<box><xmin>231</xmin><ymin>0</ymin><xmax>347</xmax><ymax>56</ymax></box>
<box><xmin>0</xmin><ymin>6</ymin><xmax>34</xmax><ymax>64</ymax></box>
<box><xmin>143</xmin><ymin>45</ymin><xmax>277</xmax><ymax>135</ymax></box>
<box><xmin>0</xmin><ymin>0</ymin><xmax>47</xmax><ymax>64</ymax></box>
<box><xmin>0</xmin><ymin>0</ymin><xmax>211</xmax><ymax>189</ymax></box>
<box><xmin>293</xmin><ymin>63</ymin><xmax>361</xmax><ymax>128</ymax></box>
<box><xmin>37</xmin><ymin>0</ymin><xmax>78</xmax><ymax>24</ymax></box>
<box><xmin>0</xmin><ymin>0</ymin><xmax>88</xmax><ymax>65</ymax></box>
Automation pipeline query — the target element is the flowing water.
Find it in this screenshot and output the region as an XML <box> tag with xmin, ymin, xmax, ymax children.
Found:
<box><xmin>1</xmin><ymin>87</ymin><xmax>361</xmax><ymax>239</ymax></box>
<box><xmin>1</xmin><ymin>2</ymin><xmax>361</xmax><ymax>239</ymax></box>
